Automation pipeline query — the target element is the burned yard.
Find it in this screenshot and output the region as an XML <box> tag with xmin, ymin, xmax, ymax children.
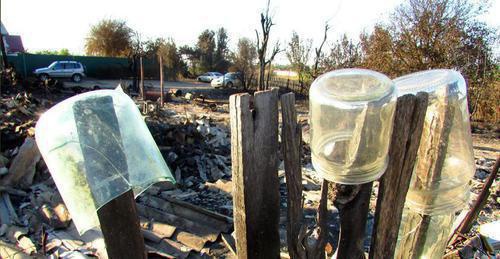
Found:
<box><xmin>1</xmin><ymin>0</ymin><xmax>499</xmax><ymax>258</ymax></box>
<box><xmin>0</xmin><ymin>78</ymin><xmax>498</xmax><ymax>258</ymax></box>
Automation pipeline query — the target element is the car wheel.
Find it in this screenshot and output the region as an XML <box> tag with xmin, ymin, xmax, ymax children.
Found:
<box><xmin>226</xmin><ymin>82</ymin><xmax>233</xmax><ymax>88</ymax></box>
<box><xmin>198</xmin><ymin>78</ymin><xmax>202</xmax><ymax>82</ymax></box>
<box><xmin>72</xmin><ymin>74</ymin><xmax>82</xmax><ymax>82</ymax></box>
<box><xmin>39</xmin><ymin>73</ymin><xmax>49</xmax><ymax>81</ymax></box>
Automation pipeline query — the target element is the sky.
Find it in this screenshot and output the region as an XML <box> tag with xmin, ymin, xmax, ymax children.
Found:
<box><xmin>1</xmin><ymin>0</ymin><xmax>499</xmax><ymax>63</ymax></box>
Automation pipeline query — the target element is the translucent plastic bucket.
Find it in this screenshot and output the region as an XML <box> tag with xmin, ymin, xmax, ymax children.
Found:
<box><xmin>36</xmin><ymin>88</ymin><xmax>175</xmax><ymax>234</ymax></box>
<box><xmin>309</xmin><ymin>69</ymin><xmax>397</xmax><ymax>184</ymax></box>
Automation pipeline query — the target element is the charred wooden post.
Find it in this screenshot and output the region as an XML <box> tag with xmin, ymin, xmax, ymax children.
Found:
<box><xmin>140</xmin><ymin>56</ymin><xmax>144</xmax><ymax>100</ymax></box>
<box><xmin>331</xmin><ymin>182</ymin><xmax>372</xmax><ymax>259</ymax></box>
<box><xmin>280</xmin><ymin>93</ymin><xmax>306</xmax><ymax>259</ymax></box>
<box><xmin>304</xmin><ymin>180</ymin><xmax>329</xmax><ymax>259</ymax></box>
<box><xmin>369</xmin><ymin>93</ymin><xmax>429</xmax><ymax>259</ymax></box>
<box><xmin>230</xmin><ymin>88</ymin><xmax>280</xmax><ymax>259</ymax></box>
<box><xmin>159</xmin><ymin>56</ymin><xmax>164</xmax><ymax>106</ymax></box>
<box><xmin>98</xmin><ymin>190</ymin><xmax>146</xmax><ymax>259</ymax></box>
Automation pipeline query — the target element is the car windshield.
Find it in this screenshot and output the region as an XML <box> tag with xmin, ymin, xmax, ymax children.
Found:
<box><xmin>48</xmin><ymin>61</ymin><xmax>58</xmax><ymax>68</ymax></box>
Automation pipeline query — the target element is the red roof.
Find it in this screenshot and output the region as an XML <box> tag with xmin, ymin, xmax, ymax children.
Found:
<box><xmin>3</xmin><ymin>35</ymin><xmax>25</xmax><ymax>53</ymax></box>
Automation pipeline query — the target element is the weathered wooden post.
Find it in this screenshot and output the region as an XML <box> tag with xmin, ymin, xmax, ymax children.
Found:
<box><xmin>140</xmin><ymin>56</ymin><xmax>144</xmax><ymax>100</ymax></box>
<box><xmin>369</xmin><ymin>93</ymin><xmax>428</xmax><ymax>259</ymax></box>
<box><xmin>281</xmin><ymin>93</ymin><xmax>306</xmax><ymax>259</ymax></box>
<box><xmin>159</xmin><ymin>56</ymin><xmax>164</xmax><ymax>106</ymax></box>
<box><xmin>230</xmin><ymin>88</ymin><xmax>281</xmax><ymax>259</ymax></box>
<box><xmin>281</xmin><ymin>92</ymin><xmax>329</xmax><ymax>259</ymax></box>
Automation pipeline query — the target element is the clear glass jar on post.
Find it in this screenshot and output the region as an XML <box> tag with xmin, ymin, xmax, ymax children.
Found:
<box><xmin>309</xmin><ymin>68</ymin><xmax>397</xmax><ymax>184</ymax></box>
<box><xmin>394</xmin><ymin>69</ymin><xmax>475</xmax><ymax>259</ymax></box>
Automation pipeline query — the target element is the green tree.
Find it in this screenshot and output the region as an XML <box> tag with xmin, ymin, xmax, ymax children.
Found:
<box><xmin>286</xmin><ymin>31</ymin><xmax>312</xmax><ymax>91</ymax></box>
<box><xmin>85</xmin><ymin>19</ymin><xmax>133</xmax><ymax>57</ymax></box>
<box><xmin>214</xmin><ymin>27</ymin><xmax>230</xmax><ymax>72</ymax></box>
<box><xmin>157</xmin><ymin>39</ymin><xmax>186</xmax><ymax>81</ymax></box>
<box><xmin>361</xmin><ymin>0</ymin><xmax>498</xmax><ymax>121</ymax></box>
<box><xmin>179</xmin><ymin>45</ymin><xmax>201</xmax><ymax>77</ymax></box>
<box><xmin>33</xmin><ymin>48</ymin><xmax>72</xmax><ymax>56</ymax></box>
<box><xmin>360</xmin><ymin>26</ymin><xmax>399</xmax><ymax>77</ymax></box>
<box><xmin>196</xmin><ymin>29</ymin><xmax>216</xmax><ymax>73</ymax></box>
<box><xmin>231</xmin><ymin>37</ymin><xmax>257</xmax><ymax>89</ymax></box>
<box><xmin>323</xmin><ymin>34</ymin><xmax>362</xmax><ymax>70</ymax></box>
<box><xmin>144</xmin><ymin>38</ymin><xmax>186</xmax><ymax>80</ymax></box>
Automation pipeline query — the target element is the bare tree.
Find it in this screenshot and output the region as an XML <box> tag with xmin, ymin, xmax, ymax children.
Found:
<box><xmin>265</xmin><ymin>41</ymin><xmax>281</xmax><ymax>89</ymax></box>
<box><xmin>256</xmin><ymin>0</ymin><xmax>279</xmax><ymax>91</ymax></box>
<box><xmin>310</xmin><ymin>23</ymin><xmax>330</xmax><ymax>79</ymax></box>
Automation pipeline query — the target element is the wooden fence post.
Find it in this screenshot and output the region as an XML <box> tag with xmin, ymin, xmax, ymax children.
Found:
<box><xmin>159</xmin><ymin>56</ymin><xmax>164</xmax><ymax>106</ymax></box>
<box><xmin>331</xmin><ymin>182</ymin><xmax>373</xmax><ymax>259</ymax></box>
<box><xmin>281</xmin><ymin>93</ymin><xmax>306</xmax><ymax>259</ymax></box>
<box><xmin>369</xmin><ymin>93</ymin><xmax>429</xmax><ymax>259</ymax></box>
<box><xmin>230</xmin><ymin>88</ymin><xmax>281</xmax><ymax>259</ymax></box>
<box><xmin>140</xmin><ymin>56</ymin><xmax>144</xmax><ymax>100</ymax></box>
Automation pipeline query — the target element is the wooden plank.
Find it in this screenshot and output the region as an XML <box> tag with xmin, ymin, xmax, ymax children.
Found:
<box><xmin>280</xmin><ymin>93</ymin><xmax>306</xmax><ymax>259</ymax></box>
<box><xmin>332</xmin><ymin>182</ymin><xmax>373</xmax><ymax>259</ymax></box>
<box><xmin>174</xmin><ymin>231</ymin><xmax>207</xmax><ymax>252</ymax></box>
<box><xmin>142</xmin><ymin>195</ymin><xmax>232</xmax><ymax>233</ymax></box>
<box><xmin>98</xmin><ymin>190</ymin><xmax>146</xmax><ymax>259</ymax></box>
<box><xmin>230</xmin><ymin>88</ymin><xmax>280</xmax><ymax>259</ymax></box>
<box><xmin>140</xmin><ymin>218</ymin><xmax>176</xmax><ymax>238</ymax></box>
<box><xmin>369</xmin><ymin>93</ymin><xmax>429</xmax><ymax>259</ymax></box>
<box><xmin>136</xmin><ymin>203</ymin><xmax>219</xmax><ymax>242</ymax></box>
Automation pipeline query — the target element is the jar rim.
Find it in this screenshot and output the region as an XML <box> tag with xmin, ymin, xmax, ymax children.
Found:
<box><xmin>394</xmin><ymin>69</ymin><xmax>465</xmax><ymax>96</ymax></box>
<box><xmin>310</xmin><ymin>68</ymin><xmax>395</xmax><ymax>102</ymax></box>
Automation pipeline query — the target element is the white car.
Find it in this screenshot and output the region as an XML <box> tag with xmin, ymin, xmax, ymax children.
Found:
<box><xmin>197</xmin><ymin>72</ymin><xmax>223</xmax><ymax>83</ymax></box>
<box><xmin>211</xmin><ymin>73</ymin><xmax>242</xmax><ymax>88</ymax></box>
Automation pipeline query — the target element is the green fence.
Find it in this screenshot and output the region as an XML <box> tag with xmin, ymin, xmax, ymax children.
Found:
<box><xmin>7</xmin><ymin>53</ymin><xmax>160</xmax><ymax>79</ymax></box>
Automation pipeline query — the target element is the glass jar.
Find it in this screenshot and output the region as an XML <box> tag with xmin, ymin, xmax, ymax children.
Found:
<box><xmin>395</xmin><ymin>69</ymin><xmax>475</xmax><ymax>214</ymax></box>
<box><xmin>395</xmin><ymin>207</ymin><xmax>456</xmax><ymax>259</ymax></box>
<box><xmin>309</xmin><ymin>68</ymin><xmax>396</xmax><ymax>184</ymax></box>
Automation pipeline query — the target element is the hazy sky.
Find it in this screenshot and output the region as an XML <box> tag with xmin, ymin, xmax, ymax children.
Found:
<box><xmin>1</xmin><ymin>0</ymin><xmax>499</xmax><ymax>62</ymax></box>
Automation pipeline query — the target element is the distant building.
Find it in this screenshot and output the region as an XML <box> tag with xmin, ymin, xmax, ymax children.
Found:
<box><xmin>1</xmin><ymin>22</ymin><xmax>25</xmax><ymax>54</ymax></box>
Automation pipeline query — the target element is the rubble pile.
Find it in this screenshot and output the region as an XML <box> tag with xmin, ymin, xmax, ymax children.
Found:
<box><xmin>145</xmin><ymin>112</ymin><xmax>234</xmax><ymax>217</ymax></box>
<box><xmin>0</xmin><ymin>90</ymin><xmax>239</xmax><ymax>258</ymax></box>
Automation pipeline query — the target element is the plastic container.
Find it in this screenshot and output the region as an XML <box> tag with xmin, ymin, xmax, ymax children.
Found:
<box><xmin>395</xmin><ymin>69</ymin><xmax>475</xmax><ymax>215</ymax></box>
<box><xmin>309</xmin><ymin>68</ymin><xmax>396</xmax><ymax>184</ymax></box>
<box><xmin>36</xmin><ymin>87</ymin><xmax>175</xmax><ymax>234</ymax></box>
